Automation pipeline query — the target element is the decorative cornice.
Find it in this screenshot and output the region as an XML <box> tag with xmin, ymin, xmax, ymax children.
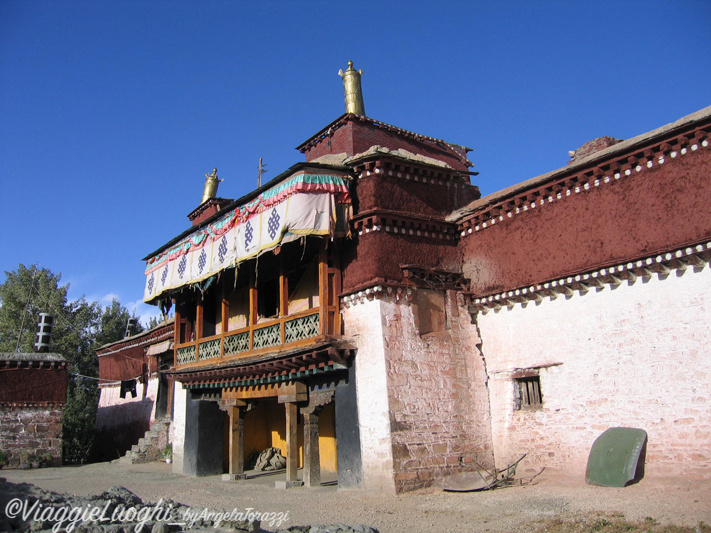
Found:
<box><xmin>341</xmin><ymin>284</ymin><xmax>413</xmax><ymax>308</ymax></box>
<box><xmin>1</xmin><ymin>359</ymin><xmax>68</xmax><ymax>370</ymax></box>
<box><xmin>466</xmin><ymin>241</ymin><xmax>711</xmax><ymax>314</ymax></box>
<box><xmin>401</xmin><ymin>265</ymin><xmax>469</xmax><ymax>291</ymax></box>
<box><xmin>352</xmin><ymin>210</ymin><xmax>458</xmax><ymax>241</ymax></box>
<box><xmin>352</xmin><ymin>155</ymin><xmax>474</xmax><ymax>186</ymax></box>
<box><xmin>457</xmin><ymin>126</ymin><xmax>710</xmax><ymax>236</ymax></box>
<box><xmin>0</xmin><ymin>401</ymin><xmax>66</xmax><ymax>408</ymax></box>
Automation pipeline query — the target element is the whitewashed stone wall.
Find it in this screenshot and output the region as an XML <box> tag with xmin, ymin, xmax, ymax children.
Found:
<box><xmin>343</xmin><ymin>290</ymin><xmax>494</xmax><ymax>493</ymax></box>
<box><xmin>477</xmin><ymin>265</ymin><xmax>711</xmax><ymax>478</ymax></box>
<box><xmin>96</xmin><ymin>377</ymin><xmax>159</xmax><ymax>425</ymax></box>
<box><xmin>343</xmin><ymin>297</ymin><xmax>396</xmax><ymax>493</ymax></box>
<box><xmin>380</xmin><ymin>291</ymin><xmax>494</xmax><ymax>492</ymax></box>
<box><xmin>171</xmin><ymin>382</ymin><xmax>187</xmax><ymax>475</ymax></box>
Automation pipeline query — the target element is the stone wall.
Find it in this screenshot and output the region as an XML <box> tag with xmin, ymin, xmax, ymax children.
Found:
<box><xmin>477</xmin><ymin>262</ymin><xmax>711</xmax><ymax>478</ymax></box>
<box><xmin>344</xmin><ymin>297</ymin><xmax>396</xmax><ymax>493</ymax></box>
<box><xmin>0</xmin><ymin>405</ymin><xmax>63</xmax><ymax>467</ymax></box>
<box><xmin>171</xmin><ymin>382</ymin><xmax>187</xmax><ymax>475</ymax></box>
<box><xmin>344</xmin><ymin>288</ymin><xmax>494</xmax><ymax>493</ymax></box>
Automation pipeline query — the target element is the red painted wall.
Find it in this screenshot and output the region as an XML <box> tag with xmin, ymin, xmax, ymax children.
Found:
<box><xmin>355</xmin><ymin>173</ymin><xmax>478</xmax><ymax>218</ymax></box>
<box><xmin>97</xmin><ymin>324</ymin><xmax>172</xmax><ymax>382</ymax></box>
<box><xmin>460</xmin><ymin>148</ymin><xmax>711</xmax><ymax>295</ymax></box>
<box><xmin>0</xmin><ymin>366</ymin><xmax>67</xmax><ymax>404</ymax></box>
<box><xmin>341</xmin><ymin>231</ymin><xmax>461</xmax><ymax>293</ymax></box>
<box><xmin>303</xmin><ymin>118</ymin><xmax>470</xmax><ymax>172</ymax></box>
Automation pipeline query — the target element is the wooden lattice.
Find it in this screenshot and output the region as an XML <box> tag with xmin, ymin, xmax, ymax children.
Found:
<box><xmin>253</xmin><ymin>324</ymin><xmax>281</xmax><ymax>349</ymax></box>
<box><xmin>224</xmin><ymin>331</ymin><xmax>250</xmax><ymax>356</ymax></box>
<box><xmin>176</xmin><ymin>345</ymin><xmax>196</xmax><ymax>365</ymax></box>
<box><xmin>198</xmin><ymin>338</ymin><xmax>221</xmax><ymax>360</ymax></box>
<box><xmin>284</xmin><ymin>313</ymin><xmax>320</xmax><ymax>343</ymax></box>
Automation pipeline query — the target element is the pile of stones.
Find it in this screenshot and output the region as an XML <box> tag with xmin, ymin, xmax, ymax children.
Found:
<box><xmin>0</xmin><ymin>477</ymin><xmax>377</xmax><ymax>533</ymax></box>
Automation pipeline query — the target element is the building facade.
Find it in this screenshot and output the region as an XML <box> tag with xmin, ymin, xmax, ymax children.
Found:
<box><xmin>94</xmin><ymin>321</ymin><xmax>174</xmax><ymax>462</ymax></box>
<box><xmin>142</xmin><ymin>65</ymin><xmax>711</xmax><ymax>492</ymax></box>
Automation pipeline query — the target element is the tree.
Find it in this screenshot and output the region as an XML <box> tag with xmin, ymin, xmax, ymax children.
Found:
<box><xmin>0</xmin><ymin>264</ymin><xmax>138</xmax><ymax>464</ymax></box>
<box><xmin>145</xmin><ymin>315</ymin><xmax>162</xmax><ymax>331</ymax></box>
<box><xmin>95</xmin><ymin>298</ymin><xmax>143</xmax><ymax>348</ymax></box>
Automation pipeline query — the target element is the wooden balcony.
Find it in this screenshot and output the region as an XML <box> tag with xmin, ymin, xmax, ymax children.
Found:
<box><xmin>175</xmin><ymin>307</ymin><xmax>328</xmax><ymax>369</ymax></box>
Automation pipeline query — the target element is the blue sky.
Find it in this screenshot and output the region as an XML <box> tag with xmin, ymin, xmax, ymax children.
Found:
<box><xmin>1</xmin><ymin>0</ymin><xmax>709</xmax><ymax>325</ymax></box>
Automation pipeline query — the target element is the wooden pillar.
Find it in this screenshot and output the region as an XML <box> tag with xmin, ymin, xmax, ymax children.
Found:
<box><xmin>221</xmin><ymin>276</ymin><xmax>229</xmax><ymax>355</ymax></box>
<box><xmin>173</xmin><ymin>298</ymin><xmax>180</xmax><ymax>366</ymax></box>
<box><xmin>195</xmin><ymin>299</ymin><xmax>203</xmax><ymax>363</ymax></box>
<box><xmin>318</xmin><ymin>245</ymin><xmax>328</xmax><ymax>335</ymax></box>
<box><xmin>300</xmin><ymin>391</ymin><xmax>332</xmax><ymax>488</ymax></box>
<box><xmin>220</xmin><ymin>399</ymin><xmax>246</xmax><ymax>481</ymax></box>
<box><xmin>285</xmin><ymin>401</ymin><xmax>298</xmax><ymax>482</ymax></box>
<box><xmin>229</xmin><ymin>405</ymin><xmax>244</xmax><ymax>475</ymax></box>
<box><xmin>249</xmin><ymin>267</ymin><xmax>257</xmax><ymax>351</ymax></box>
<box><xmin>303</xmin><ymin>410</ymin><xmax>321</xmax><ymax>487</ymax></box>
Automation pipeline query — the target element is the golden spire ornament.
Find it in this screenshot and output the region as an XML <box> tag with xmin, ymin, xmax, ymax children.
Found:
<box><xmin>338</xmin><ymin>60</ymin><xmax>365</xmax><ymax>116</ymax></box>
<box><xmin>201</xmin><ymin>168</ymin><xmax>223</xmax><ymax>204</ymax></box>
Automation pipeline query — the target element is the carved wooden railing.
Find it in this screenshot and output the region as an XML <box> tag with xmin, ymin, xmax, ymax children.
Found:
<box><xmin>175</xmin><ymin>308</ymin><xmax>322</xmax><ymax>368</ymax></box>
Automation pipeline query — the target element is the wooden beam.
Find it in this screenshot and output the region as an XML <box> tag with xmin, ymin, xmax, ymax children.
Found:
<box><xmin>278</xmin><ymin>381</ymin><xmax>308</xmax><ymax>403</ymax></box>
<box><xmin>222</xmin><ymin>381</ymin><xmax>307</xmax><ymax>401</ymax></box>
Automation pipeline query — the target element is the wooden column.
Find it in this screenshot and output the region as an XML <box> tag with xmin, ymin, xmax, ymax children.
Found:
<box><xmin>195</xmin><ymin>299</ymin><xmax>203</xmax><ymax>362</ymax></box>
<box><xmin>221</xmin><ymin>276</ymin><xmax>229</xmax><ymax>356</ymax></box>
<box><xmin>229</xmin><ymin>405</ymin><xmax>244</xmax><ymax>475</ymax></box>
<box><xmin>249</xmin><ymin>267</ymin><xmax>257</xmax><ymax>351</ymax></box>
<box><xmin>318</xmin><ymin>245</ymin><xmax>328</xmax><ymax>336</ymax></box>
<box><xmin>173</xmin><ymin>298</ymin><xmax>180</xmax><ymax>366</ymax></box>
<box><xmin>276</xmin><ymin>382</ymin><xmax>306</xmax><ymax>489</ymax></box>
<box><xmin>300</xmin><ymin>390</ymin><xmax>333</xmax><ymax>488</ymax></box>
<box><xmin>285</xmin><ymin>401</ymin><xmax>298</xmax><ymax>482</ymax></box>
<box><xmin>302</xmin><ymin>410</ymin><xmax>321</xmax><ymax>487</ymax></box>
<box><xmin>220</xmin><ymin>399</ymin><xmax>246</xmax><ymax>481</ymax></box>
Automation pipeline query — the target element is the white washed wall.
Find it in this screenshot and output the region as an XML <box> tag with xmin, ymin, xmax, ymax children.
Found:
<box><xmin>477</xmin><ymin>265</ymin><xmax>711</xmax><ymax>478</ymax></box>
<box><xmin>343</xmin><ymin>298</ymin><xmax>396</xmax><ymax>494</ymax></box>
<box><xmin>171</xmin><ymin>383</ymin><xmax>187</xmax><ymax>475</ymax></box>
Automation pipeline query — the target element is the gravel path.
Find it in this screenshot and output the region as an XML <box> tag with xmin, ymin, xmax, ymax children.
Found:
<box><xmin>2</xmin><ymin>461</ymin><xmax>710</xmax><ymax>532</ymax></box>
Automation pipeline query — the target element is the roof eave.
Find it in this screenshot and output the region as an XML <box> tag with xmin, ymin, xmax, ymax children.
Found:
<box><xmin>449</xmin><ymin>105</ymin><xmax>711</xmax><ymax>223</ymax></box>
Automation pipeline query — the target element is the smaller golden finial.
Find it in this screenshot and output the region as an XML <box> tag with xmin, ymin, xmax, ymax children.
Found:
<box><xmin>338</xmin><ymin>60</ymin><xmax>365</xmax><ymax>116</ymax></box>
<box><xmin>201</xmin><ymin>168</ymin><xmax>223</xmax><ymax>204</ymax></box>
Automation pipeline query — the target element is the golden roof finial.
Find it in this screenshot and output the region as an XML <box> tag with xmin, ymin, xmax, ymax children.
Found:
<box><xmin>201</xmin><ymin>168</ymin><xmax>223</xmax><ymax>204</ymax></box>
<box><xmin>338</xmin><ymin>60</ymin><xmax>365</xmax><ymax>116</ymax></box>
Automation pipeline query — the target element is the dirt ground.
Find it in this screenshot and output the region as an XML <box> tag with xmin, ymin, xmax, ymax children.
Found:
<box><xmin>2</xmin><ymin>461</ymin><xmax>710</xmax><ymax>533</ymax></box>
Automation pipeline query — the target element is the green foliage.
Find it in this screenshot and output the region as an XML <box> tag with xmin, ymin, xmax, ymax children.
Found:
<box><xmin>95</xmin><ymin>298</ymin><xmax>144</xmax><ymax>347</ymax></box>
<box><xmin>161</xmin><ymin>443</ymin><xmax>172</xmax><ymax>459</ymax></box>
<box><xmin>145</xmin><ymin>315</ymin><xmax>162</xmax><ymax>331</ymax></box>
<box><xmin>0</xmin><ymin>450</ymin><xmax>8</xmax><ymax>467</ymax></box>
<box><xmin>0</xmin><ymin>264</ymin><xmax>141</xmax><ymax>465</ymax></box>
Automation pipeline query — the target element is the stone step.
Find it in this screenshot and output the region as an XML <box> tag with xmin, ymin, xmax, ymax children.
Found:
<box><xmin>119</xmin><ymin>417</ymin><xmax>172</xmax><ymax>465</ymax></box>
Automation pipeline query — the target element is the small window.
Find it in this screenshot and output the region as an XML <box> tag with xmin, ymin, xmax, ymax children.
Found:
<box><xmin>515</xmin><ymin>376</ymin><xmax>542</xmax><ymax>410</ymax></box>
